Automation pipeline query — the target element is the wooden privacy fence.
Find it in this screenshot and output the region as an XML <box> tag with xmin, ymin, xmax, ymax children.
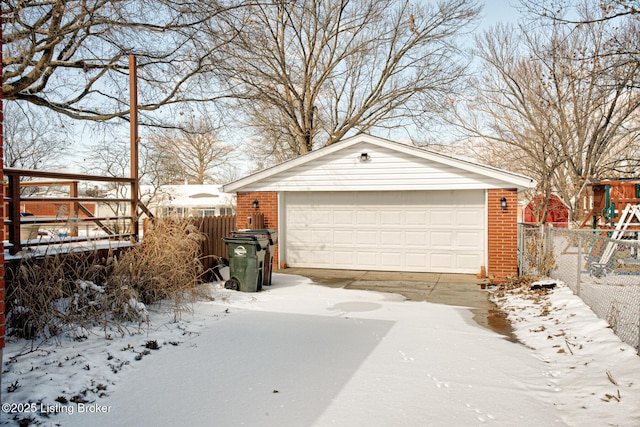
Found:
<box><xmin>192</xmin><ymin>213</ymin><xmax>265</xmax><ymax>272</ymax></box>
<box><xmin>146</xmin><ymin>213</ymin><xmax>266</xmax><ymax>281</ymax></box>
<box><xmin>193</xmin><ymin>215</ymin><xmax>236</xmax><ymax>274</ymax></box>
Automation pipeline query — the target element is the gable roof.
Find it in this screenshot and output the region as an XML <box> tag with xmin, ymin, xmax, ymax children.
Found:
<box><xmin>223</xmin><ymin>134</ymin><xmax>536</xmax><ymax>193</ymax></box>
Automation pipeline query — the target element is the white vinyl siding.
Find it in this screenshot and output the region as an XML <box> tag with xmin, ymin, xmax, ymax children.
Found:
<box><xmin>238</xmin><ymin>142</ymin><xmax>526</xmax><ymax>192</ymax></box>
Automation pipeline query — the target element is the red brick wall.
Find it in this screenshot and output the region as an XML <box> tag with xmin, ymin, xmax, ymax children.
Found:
<box><xmin>487</xmin><ymin>189</ymin><xmax>518</xmax><ymax>283</ymax></box>
<box><xmin>236</xmin><ymin>192</ymin><xmax>279</xmax><ymax>269</ymax></box>
<box><xmin>21</xmin><ymin>202</ymin><xmax>96</xmax><ymax>217</ymax></box>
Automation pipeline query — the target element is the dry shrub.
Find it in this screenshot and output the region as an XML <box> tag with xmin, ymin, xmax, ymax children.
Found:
<box><xmin>110</xmin><ymin>218</ymin><xmax>206</xmax><ymax>317</ymax></box>
<box><xmin>7</xmin><ymin>254</ymin><xmax>66</xmax><ymax>340</ymax></box>
<box><xmin>522</xmin><ymin>230</ymin><xmax>557</xmax><ymax>277</ymax></box>
<box><xmin>6</xmin><ymin>248</ymin><xmax>128</xmax><ymax>340</ymax></box>
<box><xmin>6</xmin><ymin>217</ymin><xmax>207</xmax><ymax>341</ymax></box>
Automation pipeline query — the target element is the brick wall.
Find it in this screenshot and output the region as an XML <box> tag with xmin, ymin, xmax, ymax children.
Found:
<box><xmin>21</xmin><ymin>201</ymin><xmax>96</xmax><ymax>217</ymax></box>
<box><xmin>236</xmin><ymin>192</ymin><xmax>279</xmax><ymax>269</ymax></box>
<box><xmin>487</xmin><ymin>189</ymin><xmax>518</xmax><ymax>283</ymax></box>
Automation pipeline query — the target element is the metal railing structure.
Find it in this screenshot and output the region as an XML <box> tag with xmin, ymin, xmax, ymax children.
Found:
<box><xmin>4</xmin><ymin>168</ymin><xmax>153</xmax><ymax>255</ymax></box>
<box><xmin>519</xmin><ymin>223</ymin><xmax>640</xmax><ymax>353</ymax></box>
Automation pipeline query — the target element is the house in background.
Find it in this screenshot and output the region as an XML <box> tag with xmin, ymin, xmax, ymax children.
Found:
<box><xmin>13</xmin><ymin>183</ymin><xmax>236</xmax><ymax>238</ymax></box>
<box><xmin>145</xmin><ymin>184</ymin><xmax>236</xmax><ymax>218</ymax></box>
<box><xmin>223</xmin><ymin>134</ymin><xmax>536</xmax><ymax>282</ymax></box>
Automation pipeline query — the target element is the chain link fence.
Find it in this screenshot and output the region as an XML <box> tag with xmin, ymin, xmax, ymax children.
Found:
<box><xmin>518</xmin><ymin>223</ymin><xmax>640</xmax><ymax>353</ymax></box>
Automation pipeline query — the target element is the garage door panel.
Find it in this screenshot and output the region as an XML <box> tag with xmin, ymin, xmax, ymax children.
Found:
<box><xmin>356</xmin><ymin>251</ymin><xmax>378</xmax><ymax>267</ymax></box>
<box><xmin>431</xmin><ymin>231</ymin><xmax>453</xmax><ymax>247</ymax></box>
<box><xmin>380</xmin><ymin>252</ymin><xmax>402</xmax><ymax>269</ymax></box>
<box><xmin>288</xmin><ymin>210</ymin><xmax>309</xmax><ymax>226</ymax></box>
<box><xmin>381</xmin><ymin>211</ymin><xmax>402</xmax><ymax>225</ymax></box>
<box><xmin>288</xmin><ymin>228</ymin><xmax>309</xmax><ymax>243</ymax></box>
<box><xmin>457</xmin><ymin>210</ymin><xmax>484</xmax><ymax>227</ymax></box>
<box><xmin>357</xmin><ymin>211</ymin><xmax>377</xmax><ymax>225</ymax></box>
<box><xmin>406</xmin><ymin>231</ymin><xmax>428</xmax><ymax>245</ymax></box>
<box><xmin>380</xmin><ymin>230</ymin><xmax>402</xmax><ymax>245</ymax></box>
<box><xmin>310</xmin><ymin>250</ymin><xmax>332</xmax><ymax>266</ymax></box>
<box><xmin>431</xmin><ymin>253</ymin><xmax>454</xmax><ymax>269</ymax></box>
<box><xmin>457</xmin><ymin>231</ymin><xmax>483</xmax><ymax>248</ymax></box>
<box><xmin>406</xmin><ymin>252</ymin><xmax>428</xmax><ymax>268</ymax></box>
<box><xmin>405</xmin><ymin>211</ymin><xmax>427</xmax><ymax>226</ymax></box>
<box><xmin>334</xmin><ymin>230</ymin><xmax>354</xmax><ymax>244</ymax></box>
<box><xmin>334</xmin><ymin>210</ymin><xmax>354</xmax><ymax>225</ymax></box>
<box><xmin>430</xmin><ymin>210</ymin><xmax>454</xmax><ymax>226</ymax></box>
<box><xmin>311</xmin><ymin>210</ymin><xmax>332</xmax><ymax>225</ymax></box>
<box><xmin>333</xmin><ymin>251</ymin><xmax>355</xmax><ymax>266</ymax></box>
<box><xmin>311</xmin><ymin>229</ymin><xmax>332</xmax><ymax>243</ymax></box>
<box><xmin>457</xmin><ymin>253</ymin><xmax>482</xmax><ymax>269</ymax></box>
<box><xmin>285</xmin><ymin>190</ymin><xmax>485</xmax><ymax>273</ymax></box>
<box><xmin>357</xmin><ymin>230</ymin><xmax>377</xmax><ymax>245</ymax></box>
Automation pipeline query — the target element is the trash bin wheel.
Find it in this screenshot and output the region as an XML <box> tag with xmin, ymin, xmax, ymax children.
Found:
<box><xmin>224</xmin><ymin>278</ymin><xmax>240</xmax><ymax>291</ymax></box>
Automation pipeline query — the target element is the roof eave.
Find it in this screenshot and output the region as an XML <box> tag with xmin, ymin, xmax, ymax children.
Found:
<box><xmin>223</xmin><ymin>134</ymin><xmax>537</xmax><ymax>193</ymax></box>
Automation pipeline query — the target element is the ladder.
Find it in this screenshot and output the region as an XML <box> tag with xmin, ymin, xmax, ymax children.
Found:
<box><xmin>597</xmin><ymin>203</ymin><xmax>640</xmax><ymax>268</ymax></box>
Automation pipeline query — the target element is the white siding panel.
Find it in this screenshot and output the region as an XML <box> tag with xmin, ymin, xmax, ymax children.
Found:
<box><xmin>284</xmin><ymin>190</ymin><xmax>485</xmax><ymax>273</ymax></box>
<box><xmin>244</xmin><ymin>143</ymin><xmax>522</xmax><ymax>192</ymax></box>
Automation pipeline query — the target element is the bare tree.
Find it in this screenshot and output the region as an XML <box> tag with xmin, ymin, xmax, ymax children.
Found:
<box><xmin>216</xmin><ymin>0</ymin><xmax>481</xmax><ymax>161</ymax></box>
<box><xmin>2</xmin><ymin>0</ymin><xmax>240</xmax><ymax>126</ymax></box>
<box><xmin>519</xmin><ymin>0</ymin><xmax>640</xmax><ymax>83</ymax></box>
<box><xmin>81</xmin><ymin>135</ymin><xmax>167</xmax><ymax>221</ymax></box>
<box><xmin>3</xmin><ymin>102</ymin><xmax>70</xmax><ymax>169</ymax></box>
<box><xmin>520</xmin><ymin>0</ymin><xmax>639</xmax><ymax>24</ymax></box>
<box><xmin>454</xmin><ymin>18</ymin><xmax>640</xmax><ymax>223</ymax></box>
<box><xmin>80</xmin><ymin>139</ymin><xmax>132</xmax><ymax>232</ymax></box>
<box><xmin>146</xmin><ymin>119</ymin><xmax>234</xmax><ymax>185</ymax></box>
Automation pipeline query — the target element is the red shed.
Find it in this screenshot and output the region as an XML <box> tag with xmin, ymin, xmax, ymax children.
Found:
<box><xmin>524</xmin><ymin>194</ymin><xmax>569</xmax><ymax>227</ymax></box>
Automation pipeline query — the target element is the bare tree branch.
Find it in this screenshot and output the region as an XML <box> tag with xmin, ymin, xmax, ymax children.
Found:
<box><xmin>2</xmin><ymin>0</ymin><xmax>241</xmax><ymax>126</ymax></box>
<box><xmin>215</xmin><ymin>0</ymin><xmax>480</xmax><ymax>160</ymax></box>
<box><xmin>452</xmin><ymin>16</ymin><xmax>640</xmax><ymax>223</ymax></box>
<box><xmin>146</xmin><ymin>118</ymin><xmax>235</xmax><ymax>185</ymax></box>
<box><xmin>3</xmin><ymin>101</ymin><xmax>71</xmax><ymax>170</ymax></box>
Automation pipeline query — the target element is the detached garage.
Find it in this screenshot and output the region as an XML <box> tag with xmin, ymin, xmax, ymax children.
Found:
<box><xmin>223</xmin><ymin>135</ymin><xmax>535</xmax><ymax>281</ymax></box>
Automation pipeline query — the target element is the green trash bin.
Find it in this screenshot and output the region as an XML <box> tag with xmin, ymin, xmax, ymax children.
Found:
<box><xmin>231</xmin><ymin>229</ymin><xmax>278</xmax><ymax>287</ymax></box>
<box><xmin>222</xmin><ymin>235</ymin><xmax>268</xmax><ymax>292</ymax></box>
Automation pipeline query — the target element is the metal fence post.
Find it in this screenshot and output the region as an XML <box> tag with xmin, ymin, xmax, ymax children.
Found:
<box><xmin>538</xmin><ymin>224</ymin><xmax>544</xmax><ymax>275</ymax></box>
<box><xmin>576</xmin><ymin>234</ymin><xmax>582</xmax><ymax>297</ymax></box>
<box><xmin>517</xmin><ymin>223</ymin><xmax>523</xmax><ymax>275</ymax></box>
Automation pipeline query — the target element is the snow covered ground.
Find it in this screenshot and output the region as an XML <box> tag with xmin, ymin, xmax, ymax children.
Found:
<box><xmin>2</xmin><ymin>272</ymin><xmax>639</xmax><ymax>426</ymax></box>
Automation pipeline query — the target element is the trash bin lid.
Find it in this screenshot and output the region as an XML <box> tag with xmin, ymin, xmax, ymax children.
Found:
<box><xmin>232</xmin><ymin>229</ymin><xmax>278</xmax><ymax>244</ymax></box>
<box><xmin>223</xmin><ymin>235</ymin><xmax>269</xmax><ymax>249</ymax></box>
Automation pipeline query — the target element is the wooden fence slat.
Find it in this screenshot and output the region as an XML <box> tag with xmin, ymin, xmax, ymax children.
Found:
<box><xmin>249</xmin><ymin>213</ymin><xmax>265</xmax><ymax>229</ymax></box>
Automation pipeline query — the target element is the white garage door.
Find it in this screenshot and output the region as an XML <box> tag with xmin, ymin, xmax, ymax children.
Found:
<box><xmin>285</xmin><ymin>190</ymin><xmax>485</xmax><ymax>273</ymax></box>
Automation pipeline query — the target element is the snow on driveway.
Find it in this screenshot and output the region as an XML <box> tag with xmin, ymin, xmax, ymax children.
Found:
<box><xmin>3</xmin><ymin>273</ymin><xmax>640</xmax><ymax>426</ymax></box>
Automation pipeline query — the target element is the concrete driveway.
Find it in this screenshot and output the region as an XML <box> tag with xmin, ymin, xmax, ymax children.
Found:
<box><xmin>278</xmin><ymin>268</ymin><xmax>514</xmax><ymax>340</ymax></box>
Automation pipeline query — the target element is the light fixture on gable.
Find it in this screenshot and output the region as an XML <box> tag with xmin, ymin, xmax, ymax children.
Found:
<box><xmin>359</xmin><ymin>152</ymin><xmax>371</xmax><ymax>163</ymax></box>
<box><xmin>252</xmin><ymin>199</ymin><xmax>259</xmax><ymax>210</ymax></box>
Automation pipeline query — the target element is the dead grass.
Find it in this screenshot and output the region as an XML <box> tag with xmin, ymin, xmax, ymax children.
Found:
<box><xmin>6</xmin><ymin>217</ymin><xmax>208</xmax><ymax>342</ymax></box>
<box><xmin>110</xmin><ymin>218</ymin><xmax>206</xmax><ymax>319</ymax></box>
<box><xmin>522</xmin><ymin>231</ymin><xmax>557</xmax><ymax>277</ymax></box>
